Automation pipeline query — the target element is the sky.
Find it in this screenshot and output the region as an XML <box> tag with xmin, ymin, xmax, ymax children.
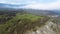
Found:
<box><xmin>0</xmin><ymin>0</ymin><xmax>60</xmax><ymax>10</ymax></box>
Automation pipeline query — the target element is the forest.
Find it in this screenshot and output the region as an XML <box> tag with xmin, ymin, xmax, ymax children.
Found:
<box><xmin>0</xmin><ymin>10</ymin><xmax>50</xmax><ymax>34</ymax></box>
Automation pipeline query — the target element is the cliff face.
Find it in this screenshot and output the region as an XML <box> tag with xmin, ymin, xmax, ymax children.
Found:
<box><xmin>25</xmin><ymin>21</ymin><xmax>60</xmax><ymax>34</ymax></box>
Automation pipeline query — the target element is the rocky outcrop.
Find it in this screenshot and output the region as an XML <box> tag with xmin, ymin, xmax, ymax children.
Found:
<box><xmin>24</xmin><ymin>21</ymin><xmax>60</xmax><ymax>34</ymax></box>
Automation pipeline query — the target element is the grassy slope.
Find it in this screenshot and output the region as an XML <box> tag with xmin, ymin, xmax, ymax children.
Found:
<box><xmin>0</xmin><ymin>13</ymin><xmax>49</xmax><ymax>34</ymax></box>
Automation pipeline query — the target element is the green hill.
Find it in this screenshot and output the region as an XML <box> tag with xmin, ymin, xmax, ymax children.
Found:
<box><xmin>0</xmin><ymin>12</ymin><xmax>50</xmax><ymax>34</ymax></box>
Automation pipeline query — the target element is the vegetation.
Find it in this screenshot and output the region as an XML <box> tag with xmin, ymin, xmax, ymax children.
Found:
<box><xmin>0</xmin><ymin>10</ymin><xmax>50</xmax><ymax>34</ymax></box>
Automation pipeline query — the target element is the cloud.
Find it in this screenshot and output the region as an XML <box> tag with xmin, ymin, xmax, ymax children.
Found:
<box><xmin>0</xmin><ymin>0</ymin><xmax>57</xmax><ymax>4</ymax></box>
<box><xmin>23</xmin><ymin>0</ymin><xmax>60</xmax><ymax>10</ymax></box>
<box><xmin>0</xmin><ymin>0</ymin><xmax>60</xmax><ymax>10</ymax></box>
<box><xmin>0</xmin><ymin>0</ymin><xmax>36</xmax><ymax>4</ymax></box>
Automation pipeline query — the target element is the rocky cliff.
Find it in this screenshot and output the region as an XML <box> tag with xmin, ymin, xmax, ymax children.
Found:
<box><xmin>25</xmin><ymin>21</ymin><xmax>60</xmax><ymax>34</ymax></box>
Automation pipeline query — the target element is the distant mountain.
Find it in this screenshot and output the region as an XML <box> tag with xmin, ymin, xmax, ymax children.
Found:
<box><xmin>0</xmin><ymin>3</ymin><xmax>27</xmax><ymax>8</ymax></box>
<box><xmin>23</xmin><ymin>9</ymin><xmax>60</xmax><ymax>15</ymax></box>
<box><xmin>0</xmin><ymin>3</ymin><xmax>60</xmax><ymax>16</ymax></box>
<box><xmin>52</xmin><ymin>10</ymin><xmax>60</xmax><ymax>15</ymax></box>
<box><xmin>0</xmin><ymin>8</ymin><xmax>60</xmax><ymax>16</ymax></box>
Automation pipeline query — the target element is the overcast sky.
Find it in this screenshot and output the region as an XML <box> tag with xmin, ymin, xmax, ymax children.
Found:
<box><xmin>0</xmin><ymin>0</ymin><xmax>60</xmax><ymax>10</ymax></box>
